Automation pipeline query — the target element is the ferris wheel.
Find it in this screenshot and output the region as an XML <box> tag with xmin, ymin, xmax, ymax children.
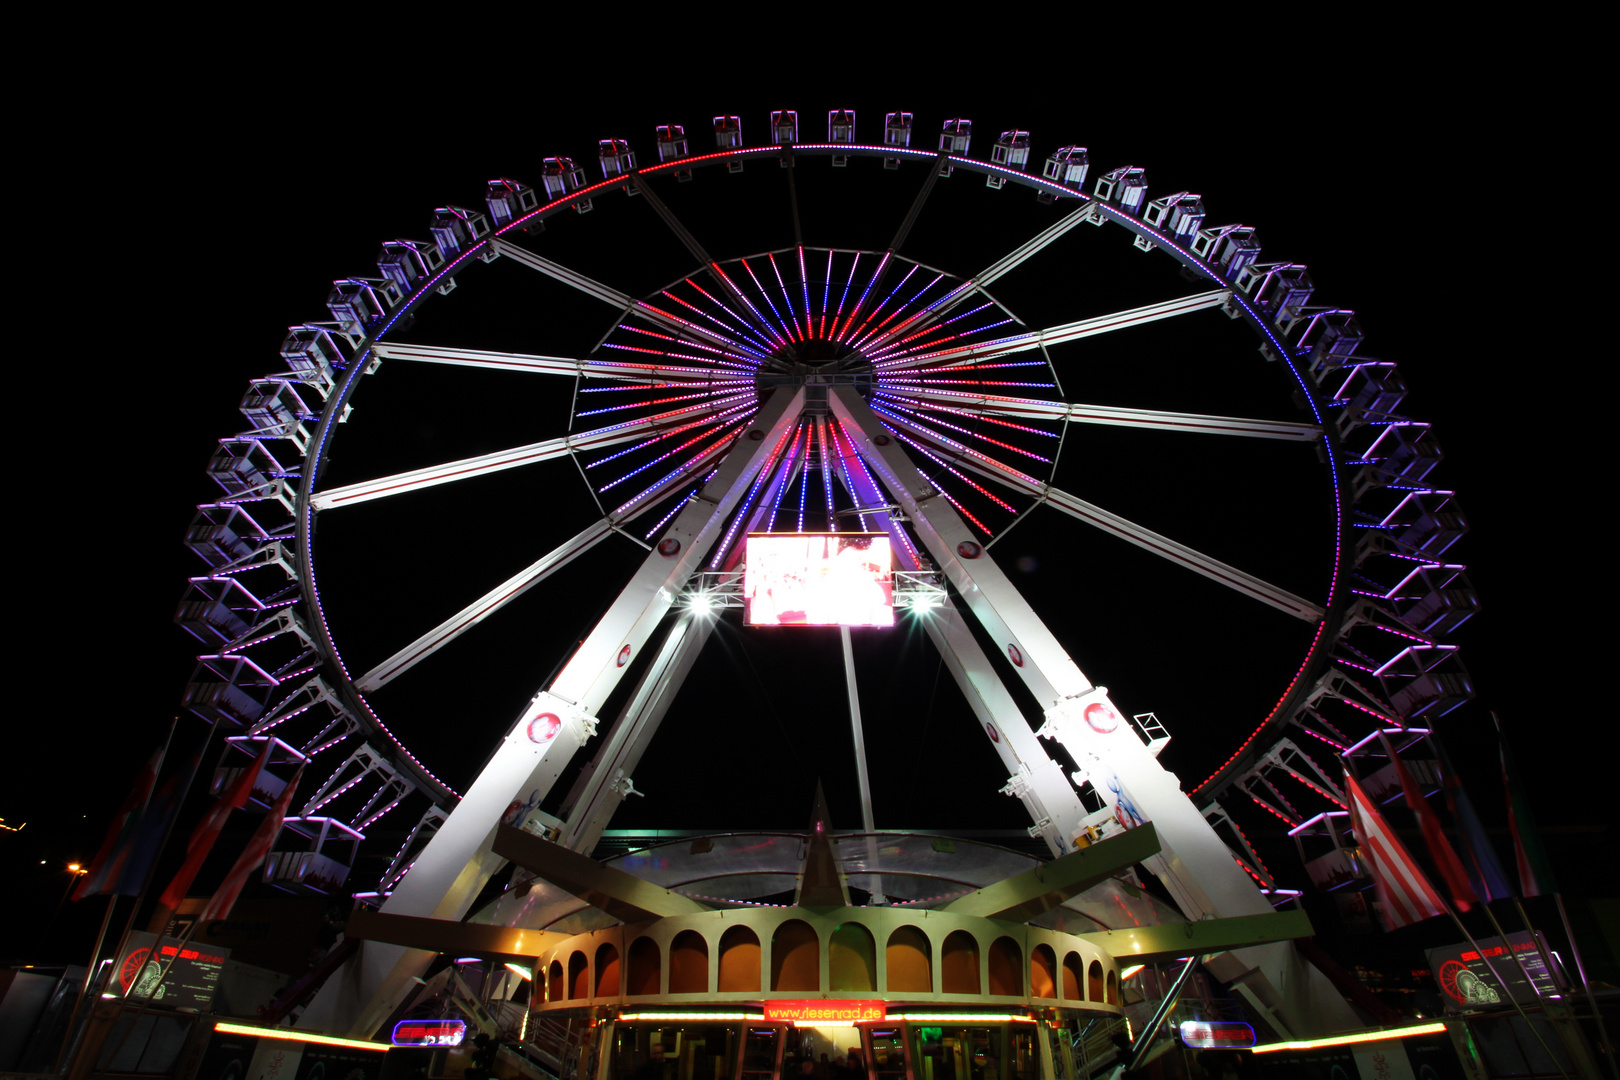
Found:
<box><xmin>178</xmin><ymin>110</ymin><xmax>1474</xmax><ymax>1035</ymax></box>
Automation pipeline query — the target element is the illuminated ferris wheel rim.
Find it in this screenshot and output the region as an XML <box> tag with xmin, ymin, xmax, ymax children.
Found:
<box><xmin>286</xmin><ymin>137</ymin><xmax>1353</xmax><ymax>814</ymax></box>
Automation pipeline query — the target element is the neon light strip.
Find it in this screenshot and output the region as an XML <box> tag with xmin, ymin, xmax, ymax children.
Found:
<box><xmin>820</xmin><ymin>251</ymin><xmax>833</xmax><ymax>338</ymax></box>
<box><xmin>618</xmin><ymin>1012</ymin><xmax>762</xmax><ymax>1022</ymax></box>
<box><xmin>845</xmin><ymin>263</ymin><xmax>920</xmax><ymax>345</ymax></box>
<box><xmin>742</xmin><ymin>257</ymin><xmax>794</xmax><ymax>342</ymax></box>
<box><xmin>884</xmin><ymin>1014</ymin><xmax>1036</xmax><ymax>1024</ymax></box>
<box><xmin>710</xmin><ymin>425</ymin><xmax>797</xmax><ymax>568</ymax></box>
<box><xmin>850</xmin><ymin>269</ymin><xmax>938</xmax><ymax>351</ymax></box>
<box><xmin>1250</xmin><ymin>1022</ymin><xmax>1447</xmax><ymax>1053</ymax></box>
<box><xmin>213</xmin><ymin>1021</ymin><xmax>389</xmax><ymax>1050</ymax></box>
<box><xmin>799</xmin><ymin>247</ymin><xmax>813</xmax><ymax>341</ymax></box>
<box><xmin>873</xmin><ymin>396</ymin><xmax>1052</xmax><ymax>462</ymax></box>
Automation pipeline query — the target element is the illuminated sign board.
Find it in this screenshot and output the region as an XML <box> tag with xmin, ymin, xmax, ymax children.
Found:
<box><xmin>744</xmin><ymin>533</ymin><xmax>893</xmax><ymax>627</ymax></box>
<box><xmin>116</xmin><ymin>931</ymin><xmax>227</xmax><ymax>1012</ymax></box>
<box><xmin>391</xmin><ymin>1019</ymin><xmax>467</xmax><ymax>1047</ymax></box>
<box><xmin>1178</xmin><ymin>1021</ymin><xmax>1255</xmax><ymax>1048</ymax></box>
<box><xmin>1425</xmin><ymin>931</ymin><xmax>1562</xmax><ymax>1011</ymax></box>
<box><xmin>762</xmin><ymin>1001</ymin><xmax>887</xmax><ymax>1024</ymax></box>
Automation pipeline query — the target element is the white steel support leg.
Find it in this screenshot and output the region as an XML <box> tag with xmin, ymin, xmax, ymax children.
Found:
<box><xmin>550</xmin><ymin>387</ymin><xmax>806</xmax><ymax>714</ymax></box>
<box><xmin>299</xmin><ymin>389</ymin><xmax>806</xmax><ymax>1039</ymax></box>
<box><xmin>840</xmin><ymin>625</ymin><xmax>877</xmax><ymax>835</ymax></box>
<box><xmin>829</xmin><ymin>385</ymin><xmax>1356</xmax><ymax>1036</ymax></box>
<box><xmin>841</xmin><ymin>624</ymin><xmax>887</xmax><ymax>905</ymax></box>
<box><xmin>296</xmin><ymin>691</ymin><xmax>597</xmax><ymax>1038</ymax></box>
<box><xmin>918</xmin><ymin>598</ymin><xmax>1090</xmax><ymax>859</ymax></box>
<box><xmin>822</xmin><ymin>402</ymin><xmax>1088</xmax><ymax>857</ymax></box>
<box><xmin>555</xmin><ymin>611</ymin><xmax>716</xmax><ymax>855</ymax></box>
<box><xmin>830</xmin><ymin>387</ymin><xmax>1091</xmax><ymax>707</ymax></box>
<box><xmin>350</xmin><ymin>422</ymin><xmax>748</xmax><ymax>692</ymax></box>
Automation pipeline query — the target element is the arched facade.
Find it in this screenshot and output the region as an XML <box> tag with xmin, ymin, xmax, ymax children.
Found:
<box><xmin>529</xmin><ymin>905</ymin><xmax>1121</xmax><ymax>1016</ymax></box>
<box><xmin>830</xmin><ymin>923</ymin><xmax>876</xmax><ymax>992</ymax></box>
<box><xmin>670</xmin><ymin>929</ymin><xmax>709</xmax><ymax>994</ymax></box>
<box><xmin>718</xmin><ymin>925</ymin><xmax>761</xmax><ymax>993</ymax></box>
<box><xmin>885</xmin><ymin>925</ymin><xmax>932</xmax><ymax>994</ymax></box>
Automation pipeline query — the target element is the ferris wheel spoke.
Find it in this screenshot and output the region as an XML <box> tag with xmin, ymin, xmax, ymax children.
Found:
<box><xmin>874</xmin><ymin>288</ymin><xmax>1231</xmax><ymax>371</ymax></box>
<box><xmin>880</xmin><ymin>410</ymin><xmax>1323</xmax><ymax>622</ymax></box>
<box><xmin>860</xmin><ymin>203</ymin><xmax>1099</xmax><ymax>356</ymax></box>
<box><xmin>310</xmin><ymin>404</ymin><xmax>744</xmax><ymax>510</ymax></box>
<box><xmin>630</xmin><ymin>175</ymin><xmax>779</xmax><ymax>343</ymax></box>
<box><xmin>354</xmin><ymin>518</ymin><xmax>618</xmax><ymax>692</ymax></box>
<box><xmin>883</xmin><ymin>386</ymin><xmax>1321</xmax><ymax>441</ymax></box>
<box><xmin>491</xmin><ymin>238</ymin><xmax>742</xmax><ymax>353</ymax></box>
<box><xmin>369</xmin><ymin>342</ymin><xmax>722</xmax><ymax>384</ymax></box>
<box><xmin>352</xmin><ymin>432</ymin><xmax>739</xmax><ymax>693</ymax></box>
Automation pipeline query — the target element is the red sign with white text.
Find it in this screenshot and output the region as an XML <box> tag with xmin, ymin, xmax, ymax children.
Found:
<box><xmin>763</xmin><ymin>1001</ymin><xmax>886</xmax><ymax>1024</ymax></box>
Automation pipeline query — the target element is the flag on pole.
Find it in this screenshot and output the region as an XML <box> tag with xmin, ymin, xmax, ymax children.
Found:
<box><xmin>1434</xmin><ymin>736</ymin><xmax>1513</xmax><ymax>903</ymax></box>
<box><xmin>112</xmin><ymin>744</ymin><xmax>201</xmax><ymax>897</ymax></box>
<box><xmin>157</xmin><ymin>739</ymin><xmax>273</xmax><ymax>911</ymax></box>
<box><xmin>73</xmin><ymin>739</ymin><xmax>168</xmax><ymax>901</ymax></box>
<box><xmin>1496</xmin><ymin>716</ymin><xmax>1558</xmax><ymax>897</ymax></box>
<box><xmin>199</xmin><ymin>764</ymin><xmax>304</xmax><ymax>924</ymax></box>
<box><xmin>1345</xmin><ymin>770</ymin><xmax>1448</xmax><ymax>930</ymax></box>
<box><xmin>1378</xmin><ymin>733</ymin><xmax>1478</xmax><ymax>912</ymax></box>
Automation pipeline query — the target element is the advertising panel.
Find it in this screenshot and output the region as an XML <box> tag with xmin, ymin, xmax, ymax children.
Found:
<box><xmin>115</xmin><ymin>930</ymin><xmax>228</xmax><ymax>1011</ymax></box>
<box><xmin>744</xmin><ymin>533</ymin><xmax>893</xmax><ymax>627</ymax></box>
<box><xmin>1425</xmin><ymin>931</ymin><xmax>1562</xmax><ymax>1011</ymax></box>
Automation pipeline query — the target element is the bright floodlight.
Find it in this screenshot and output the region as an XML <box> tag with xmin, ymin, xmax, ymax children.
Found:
<box><xmin>744</xmin><ymin>533</ymin><xmax>893</xmax><ymax>627</ymax></box>
<box><xmin>910</xmin><ymin>594</ymin><xmax>938</xmax><ymax>613</ymax></box>
<box><xmin>691</xmin><ymin>591</ymin><xmax>716</xmax><ymax>614</ymax></box>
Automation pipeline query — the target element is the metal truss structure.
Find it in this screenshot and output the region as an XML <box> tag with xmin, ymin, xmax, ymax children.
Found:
<box><xmin>175</xmin><ymin>112</ymin><xmax>1476</xmax><ymax>1040</ymax></box>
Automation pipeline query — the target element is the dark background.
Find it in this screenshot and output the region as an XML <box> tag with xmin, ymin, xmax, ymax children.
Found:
<box><xmin>6</xmin><ymin>47</ymin><xmax>1605</xmax><ymax>990</ymax></box>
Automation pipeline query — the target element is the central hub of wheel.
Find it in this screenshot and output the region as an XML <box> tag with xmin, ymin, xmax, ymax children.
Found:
<box><xmin>754</xmin><ymin>339</ymin><xmax>876</xmax><ymax>414</ymax></box>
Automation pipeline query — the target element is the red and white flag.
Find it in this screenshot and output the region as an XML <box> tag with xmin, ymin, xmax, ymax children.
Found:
<box><xmin>1379</xmin><ymin>733</ymin><xmax>1478</xmax><ymax>913</ymax></box>
<box><xmin>1345</xmin><ymin>770</ymin><xmax>1447</xmax><ymax>930</ymax></box>
<box><xmin>74</xmin><ymin>741</ymin><xmax>167</xmax><ymax>901</ymax></box>
<box><xmin>158</xmin><ymin>739</ymin><xmax>273</xmax><ymax>911</ymax></box>
<box><xmin>199</xmin><ymin>764</ymin><xmax>304</xmax><ymax>924</ymax></box>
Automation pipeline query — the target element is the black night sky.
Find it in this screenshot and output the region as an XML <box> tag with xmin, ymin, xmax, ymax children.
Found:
<box><xmin>6</xmin><ymin>52</ymin><xmax>1605</xmax><ymax>977</ymax></box>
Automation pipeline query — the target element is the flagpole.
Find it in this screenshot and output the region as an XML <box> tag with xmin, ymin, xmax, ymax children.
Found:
<box><xmin>1529</xmin><ymin>895</ymin><xmax>1618</xmax><ymax>1079</ymax></box>
<box><xmin>86</xmin><ymin>920</ymin><xmax>205</xmax><ymax>1077</ymax></box>
<box><xmin>91</xmin><ymin>721</ymin><xmax>218</xmax><ymax>994</ymax></box>
<box><xmin>54</xmin><ymin>716</ymin><xmax>180</xmax><ymax>1074</ymax></box>
<box><xmin>1440</xmin><ymin>904</ymin><xmax>1570</xmax><ymax>1078</ymax></box>
<box><xmin>1472</xmin><ymin>896</ymin><xmax>1597</xmax><ymax>1073</ymax></box>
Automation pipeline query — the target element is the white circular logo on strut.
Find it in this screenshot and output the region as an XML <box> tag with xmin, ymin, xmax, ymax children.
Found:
<box><xmin>527</xmin><ymin>713</ymin><xmax>562</xmax><ymax>743</ymax></box>
<box><xmin>617</xmin><ymin>645</ymin><xmax>632</xmax><ymax>667</ymax></box>
<box><xmin>1084</xmin><ymin>701</ymin><xmax>1120</xmax><ymax>733</ymax></box>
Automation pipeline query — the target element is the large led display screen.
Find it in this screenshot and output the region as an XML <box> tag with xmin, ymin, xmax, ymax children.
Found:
<box><xmin>744</xmin><ymin>533</ymin><xmax>893</xmax><ymax>627</ymax></box>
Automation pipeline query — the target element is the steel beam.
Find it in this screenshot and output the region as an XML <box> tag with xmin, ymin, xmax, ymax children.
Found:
<box><xmin>919</xmin><ymin>598</ymin><xmax>1092</xmax><ymax>857</ymax></box>
<box><xmin>549</xmin><ymin>387</ymin><xmax>806</xmax><ymax>714</ymax></box>
<box><xmin>491</xmin><ymin>823</ymin><xmax>711</xmax><ymax>921</ymax></box>
<box><xmin>942</xmin><ymin>824</ymin><xmax>1162</xmax><ymax>921</ymax></box>
<box><xmin>830</xmin><ymin>387</ymin><xmax>1093</xmax><ymax>707</ymax></box>
<box><xmin>881</xmin><ymin>389</ymin><xmax>1321</xmax><ymax>442</ymax></box>
<box><xmin>492</xmin><ymin>239</ymin><xmax>741</xmax><ymax>354</ymax></box>
<box><xmin>345</xmin><ymin>909</ymin><xmax>566</xmax><ymax>962</ymax></box>
<box><xmin>355</xmin><ymin>518</ymin><xmax>617</xmax><ymax>692</ymax></box>
<box><xmin>1079</xmin><ymin>909</ymin><xmax>1314</xmax><ymax>965</ymax></box>
<box><xmin>352</xmin><ymin>422</ymin><xmax>749</xmax><ymax>693</ymax></box>
<box><xmin>370</xmin><ymin>341</ymin><xmax>733</xmax><ymax>383</ymax></box>
<box><xmin>555</xmin><ymin>611</ymin><xmax>715</xmax><ymax>855</ymax></box>
<box><xmin>878</xmin><ymin>411</ymin><xmax>1323</xmax><ymax>622</ymax></box>
<box><xmin>878</xmin><ymin>289</ymin><xmax>1231</xmax><ymax>371</ymax></box>
<box><xmin>310</xmin><ymin>402</ymin><xmax>747</xmax><ymax>511</ymax></box>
